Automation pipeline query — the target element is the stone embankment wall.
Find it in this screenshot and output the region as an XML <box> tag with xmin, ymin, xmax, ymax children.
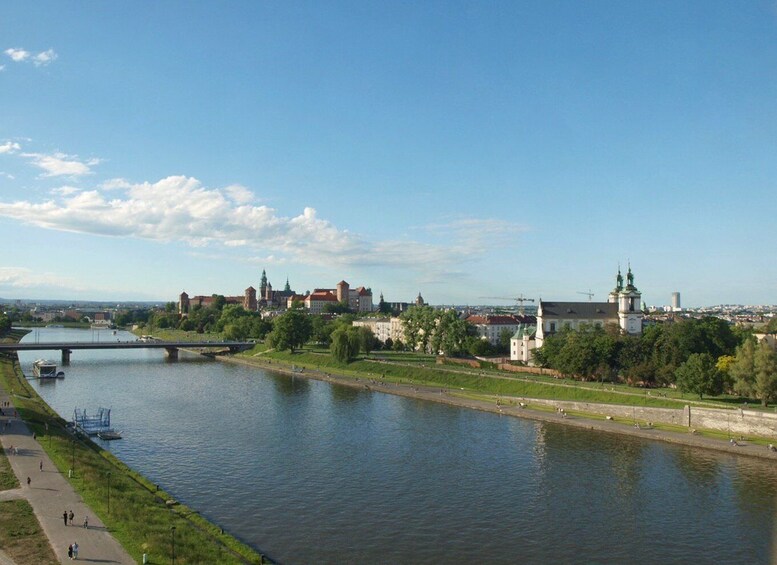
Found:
<box><xmin>690</xmin><ymin>407</ymin><xmax>777</xmax><ymax>438</ymax></box>
<box><xmin>521</xmin><ymin>399</ymin><xmax>777</xmax><ymax>438</ymax></box>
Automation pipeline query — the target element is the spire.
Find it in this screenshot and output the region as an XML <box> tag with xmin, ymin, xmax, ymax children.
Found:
<box><xmin>284</xmin><ymin>277</ymin><xmax>291</xmax><ymax>292</ymax></box>
<box><xmin>615</xmin><ymin>266</ymin><xmax>623</xmax><ymax>292</ymax></box>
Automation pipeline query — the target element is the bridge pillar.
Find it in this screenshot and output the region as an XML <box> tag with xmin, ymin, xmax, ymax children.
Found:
<box><xmin>165</xmin><ymin>347</ymin><xmax>179</xmax><ymax>360</ymax></box>
<box><xmin>61</xmin><ymin>349</ymin><xmax>71</xmax><ymax>365</ymax></box>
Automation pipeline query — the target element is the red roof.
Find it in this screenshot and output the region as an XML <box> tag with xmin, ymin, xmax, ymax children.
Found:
<box><xmin>308</xmin><ymin>291</ymin><xmax>338</xmax><ymax>301</ymax></box>
<box><xmin>466</xmin><ymin>315</ymin><xmax>521</xmax><ymax>325</ymax></box>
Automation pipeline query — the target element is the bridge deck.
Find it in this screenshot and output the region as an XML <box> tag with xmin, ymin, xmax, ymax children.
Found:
<box><xmin>0</xmin><ymin>341</ymin><xmax>254</xmax><ymax>351</ymax></box>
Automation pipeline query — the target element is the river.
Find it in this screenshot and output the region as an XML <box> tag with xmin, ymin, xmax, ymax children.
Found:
<box><xmin>19</xmin><ymin>328</ymin><xmax>777</xmax><ymax>564</ymax></box>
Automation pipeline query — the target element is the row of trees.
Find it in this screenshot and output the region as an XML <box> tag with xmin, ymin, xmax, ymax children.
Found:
<box><xmin>534</xmin><ymin>316</ymin><xmax>777</xmax><ymax>405</ymax></box>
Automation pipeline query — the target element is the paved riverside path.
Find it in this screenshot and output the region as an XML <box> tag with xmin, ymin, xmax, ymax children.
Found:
<box><xmin>0</xmin><ymin>392</ymin><xmax>135</xmax><ymax>565</ymax></box>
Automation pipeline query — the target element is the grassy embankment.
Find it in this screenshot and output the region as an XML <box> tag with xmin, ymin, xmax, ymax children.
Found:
<box><xmin>0</xmin><ymin>329</ymin><xmax>269</xmax><ymax>565</ymax></box>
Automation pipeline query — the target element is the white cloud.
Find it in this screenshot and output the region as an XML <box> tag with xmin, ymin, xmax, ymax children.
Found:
<box><xmin>0</xmin><ymin>141</ymin><xmax>21</xmax><ymax>154</ymax></box>
<box><xmin>33</xmin><ymin>49</ymin><xmax>57</xmax><ymax>66</ymax></box>
<box><xmin>0</xmin><ymin>176</ymin><xmax>525</xmax><ymax>282</ymax></box>
<box><xmin>4</xmin><ymin>47</ymin><xmax>57</xmax><ymax>66</ymax></box>
<box><xmin>21</xmin><ymin>151</ymin><xmax>100</xmax><ymax>177</ymax></box>
<box><xmin>100</xmin><ymin>178</ymin><xmax>132</xmax><ymax>190</ymax></box>
<box><xmin>4</xmin><ymin>48</ymin><xmax>30</xmax><ymax>62</ymax></box>
<box><xmin>224</xmin><ymin>184</ymin><xmax>254</xmax><ymax>204</ymax></box>
<box><xmin>0</xmin><ymin>64</ymin><xmax>5</xmax><ymax>72</ymax></box>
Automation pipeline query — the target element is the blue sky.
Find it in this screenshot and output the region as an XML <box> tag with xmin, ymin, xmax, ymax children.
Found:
<box><xmin>0</xmin><ymin>1</ymin><xmax>775</xmax><ymax>307</ymax></box>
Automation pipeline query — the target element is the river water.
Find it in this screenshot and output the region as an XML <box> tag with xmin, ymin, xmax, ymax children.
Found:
<box><xmin>19</xmin><ymin>328</ymin><xmax>777</xmax><ymax>564</ymax></box>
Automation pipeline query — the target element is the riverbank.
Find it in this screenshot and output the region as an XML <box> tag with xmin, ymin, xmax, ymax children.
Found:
<box><xmin>223</xmin><ymin>352</ymin><xmax>777</xmax><ymax>461</ymax></box>
<box><xmin>0</xmin><ymin>330</ymin><xmax>272</xmax><ymax>565</ymax></box>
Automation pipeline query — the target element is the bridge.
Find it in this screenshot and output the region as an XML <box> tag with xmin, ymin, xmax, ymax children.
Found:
<box><xmin>0</xmin><ymin>340</ymin><xmax>256</xmax><ymax>363</ymax></box>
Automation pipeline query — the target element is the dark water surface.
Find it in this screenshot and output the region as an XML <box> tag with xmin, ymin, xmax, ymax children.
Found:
<box><xmin>21</xmin><ymin>328</ymin><xmax>777</xmax><ymax>564</ymax></box>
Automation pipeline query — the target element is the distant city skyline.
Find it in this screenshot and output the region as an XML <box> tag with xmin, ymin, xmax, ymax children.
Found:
<box><xmin>1</xmin><ymin>2</ymin><xmax>775</xmax><ymax>307</ymax></box>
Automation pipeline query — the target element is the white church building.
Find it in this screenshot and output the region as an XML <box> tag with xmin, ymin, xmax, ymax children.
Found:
<box><xmin>511</xmin><ymin>267</ymin><xmax>644</xmax><ymax>363</ymax></box>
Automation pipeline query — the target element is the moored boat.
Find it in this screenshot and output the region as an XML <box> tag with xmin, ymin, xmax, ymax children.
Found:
<box><xmin>33</xmin><ymin>359</ymin><xmax>63</xmax><ymax>379</ymax></box>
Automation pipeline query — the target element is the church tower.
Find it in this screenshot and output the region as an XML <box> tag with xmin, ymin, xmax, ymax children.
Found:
<box><xmin>259</xmin><ymin>269</ymin><xmax>268</xmax><ymax>300</ymax></box>
<box><xmin>617</xmin><ymin>266</ymin><xmax>643</xmax><ymax>334</ymax></box>
<box><xmin>608</xmin><ymin>268</ymin><xmax>623</xmax><ymax>303</ymax></box>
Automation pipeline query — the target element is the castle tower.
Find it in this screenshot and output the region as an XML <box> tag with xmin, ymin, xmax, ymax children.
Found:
<box><xmin>244</xmin><ymin>286</ymin><xmax>257</xmax><ymax>311</ymax></box>
<box><xmin>265</xmin><ymin>281</ymin><xmax>273</xmax><ymax>302</ymax></box>
<box><xmin>336</xmin><ymin>280</ymin><xmax>349</xmax><ymax>303</ymax></box>
<box><xmin>416</xmin><ymin>292</ymin><xmax>425</xmax><ymax>307</ymax></box>
<box><xmin>178</xmin><ymin>291</ymin><xmax>190</xmax><ymax>316</ymax></box>
<box><xmin>617</xmin><ymin>266</ymin><xmax>643</xmax><ymax>334</ymax></box>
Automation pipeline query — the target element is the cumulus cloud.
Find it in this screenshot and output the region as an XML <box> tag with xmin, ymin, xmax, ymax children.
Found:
<box><xmin>0</xmin><ymin>141</ymin><xmax>21</xmax><ymax>154</ymax></box>
<box><xmin>4</xmin><ymin>47</ymin><xmax>57</xmax><ymax>66</ymax></box>
<box><xmin>4</xmin><ymin>48</ymin><xmax>29</xmax><ymax>62</ymax></box>
<box><xmin>0</xmin><ymin>175</ymin><xmax>514</xmax><ymax>274</ymax></box>
<box><xmin>21</xmin><ymin>151</ymin><xmax>100</xmax><ymax>177</ymax></box>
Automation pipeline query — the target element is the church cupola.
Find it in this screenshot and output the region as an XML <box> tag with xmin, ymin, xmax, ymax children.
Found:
<box><xmin>617</xmin><ymin>265</ymin><xmax>643</xmax><ymax>335</ymax></box>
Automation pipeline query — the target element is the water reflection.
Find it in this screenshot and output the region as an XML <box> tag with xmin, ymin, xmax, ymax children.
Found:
<box><xmin>19</xmin><ymin>328</ymin><xmax>777</xmax><ymax>565</ymax></box>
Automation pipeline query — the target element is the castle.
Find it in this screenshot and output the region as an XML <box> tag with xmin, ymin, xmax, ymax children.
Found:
<box><xmin>178</xmin><ymin>270</ymin><xmax>373</xmax><ymax>316</ymax></box>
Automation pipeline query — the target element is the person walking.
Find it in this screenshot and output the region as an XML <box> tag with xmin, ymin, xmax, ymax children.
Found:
<box><xmin>83</xmin><ymin>516</ymin><xmax>88</xmax><ymax>529</ymax></box>
<box><xmin>63</xmin><ymin>510</ymin><xmax>68</xmax><ymax>525</ymax></box>
<box><xmin>67</xmin><ymin>544</ymin><xmax>73</xmax><ymax>559</ymax></box>
<box><xmin>72</xmin><ymin>541</ymin><xmax>79</xmax><ymax>559</ymax></box>
<box><xmin>26</xmin><ymin>476</ymin><xmax>30</xmax><ymax>486</ymax></box>
<box><xmin>69</xmin><ymin>510</ymin><xmax>74</xmax><ymax>525</ymax></box>
<box><xmin>39</xmin><ymin>460</ymin><xmax>43</xmax><ymax>471</ymax></box>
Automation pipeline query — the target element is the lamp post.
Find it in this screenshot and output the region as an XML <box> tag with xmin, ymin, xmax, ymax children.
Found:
<box><xmin>171</xmin><ymin>526</ymin><xmax>176</xmax><ymax>565</ymax></box>
<box><xmin>71</xmin><ymin>437</ymin><xmax>75</xmax><ymax>477</ymax></box>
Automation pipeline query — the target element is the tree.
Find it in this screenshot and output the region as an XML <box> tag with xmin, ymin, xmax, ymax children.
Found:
<box><xmin>330</xmin><ymin>326</ymin><xmax>361</xmax><ymax>362</ymax></box>
<box><xmin>400</xmin><ymin>305</ymin><xmax>437</xmax><ymax>353</ymax></box>
<box><xmin>267</xmin><ymin>309</ymin><xmax>312</xmax><ymax>352</ymax></box>
<box><xmin>753</xmin><ymin>341</ymin><xmax>777</xmax><ymax>407</ymax></box>
<box><xmin>674</xmin><ymin>353</ymin><xmax>723</xmax><ymax>399</ymax></box>
<box><xmin>431</xmin><ymin>310</ymin><xmax>470</xmax><ymax>357</ymax></box>
<box><xmin>310</xmin><ymin>316</ymin><xmax>334</xmax><ymax>345</ymax></box>
<box><xmin>730</xmin><ymin>339</ymin><xmax>757</xmax><ymax>398</ymax></box>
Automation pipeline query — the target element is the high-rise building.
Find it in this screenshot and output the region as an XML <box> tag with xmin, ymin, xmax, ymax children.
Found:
<box><xmin>671</xmin><ymin>292</ymin><xmax>681</xmax><ymax>312</ymax></box>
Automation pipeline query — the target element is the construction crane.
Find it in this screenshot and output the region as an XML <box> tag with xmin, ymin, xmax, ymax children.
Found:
<box><xmin>479</xmin><ymin>294</ymin><xmax>536</xmax><ymax>315</ymax></box>
<box><xmin>577</xmin><ymin>290</ymin><xmax>594</xmax><ymax>301</ymax></box>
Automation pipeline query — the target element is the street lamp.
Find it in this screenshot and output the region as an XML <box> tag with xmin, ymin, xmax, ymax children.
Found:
<box><xmin>71</xmin><ymin>437</ymin><xmax>75</xmax><ymax>477</ymax></box>
<box><xmin>171</xmin><ymin>526</ymin><xmax>176</xmax><ymax>565</ymax></box>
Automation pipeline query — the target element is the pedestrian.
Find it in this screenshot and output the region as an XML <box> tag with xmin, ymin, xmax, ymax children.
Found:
<box><xmin>63</xmin><ymin>510</ymin><xmax>68</xmax><ymax>526</ymax></box>
<box><xmin>72</xmin><ymin>541</ymin><xmax>79</xmax><ymax>559</ymax></box>
<box><xmin>40</xmin><ymin>460</ymin><xmax>43</xmax><ymax>471</ymax></box>
<box><xmin>69</xmin><ymin>510</ymin><xmax>74</xmax><ymax>525</ymax></box>
<box><xmin>83</xmin><ymin>516</ymin><xmax>88</xmax><ymax>529</ymax></box>
<box><xmin>26</xmin><ymin>476</ymin><xmax>30</xmax><ymax>486</ymax></box>
<box><xmin>67</xmin><ymin>544</ymin><xmax>73</xmax><ymax>559</ymax></box>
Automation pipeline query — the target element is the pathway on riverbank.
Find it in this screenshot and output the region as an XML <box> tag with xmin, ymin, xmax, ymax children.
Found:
<box><xmin>0</xmin><ymin>390</ymin><xmax>135</xmax><ymax>565</ymax></box>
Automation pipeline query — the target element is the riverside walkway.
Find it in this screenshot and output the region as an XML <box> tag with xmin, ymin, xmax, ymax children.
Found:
<box><xmin>0</xmin><ymin>390</ymin><xmax>134</xmax><ymax>565</ymax></box>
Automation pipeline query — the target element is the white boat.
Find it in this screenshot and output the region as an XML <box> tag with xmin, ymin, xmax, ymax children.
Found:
<box><xmin>33</xmin><ymin>359</ymin><xmax>63</xmax><ymax>379</ymax></box>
